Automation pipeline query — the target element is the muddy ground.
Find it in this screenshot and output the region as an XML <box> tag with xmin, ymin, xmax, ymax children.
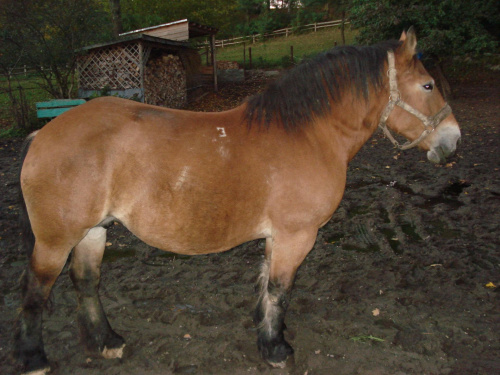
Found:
<box><xmin>0</xmin><ymin>71</ymin><xmax>499</xmax><ymax>375</ymax></box>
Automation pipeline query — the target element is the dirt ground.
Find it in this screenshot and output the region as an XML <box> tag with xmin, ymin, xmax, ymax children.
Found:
<box><xmin>0</xmin><ymin>70</ymin><xmax>499</xmax><ymax>375</ymax></box>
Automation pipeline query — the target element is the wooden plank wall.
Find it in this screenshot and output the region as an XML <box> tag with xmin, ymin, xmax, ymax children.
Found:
<box><xmin>144</xmin><ymin>23</ymin><xmax>189</xmax><ymax>41</ymax></box>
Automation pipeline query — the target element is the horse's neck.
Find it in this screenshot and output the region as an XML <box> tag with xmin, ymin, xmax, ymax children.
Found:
<box><xmin>315</xmin><ymin>89</ymin><xmax>388</xmax><ymax>163</ymax></box>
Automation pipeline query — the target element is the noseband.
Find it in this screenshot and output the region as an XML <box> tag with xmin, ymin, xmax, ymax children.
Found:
<box><xmin>378</xmin><ymin>51</ymin><xmax>452</xmax><ymax>150</ymax></box>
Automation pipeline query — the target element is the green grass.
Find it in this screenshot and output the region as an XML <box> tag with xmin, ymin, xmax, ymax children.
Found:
<box><xmin>0</xmin><ymin>75</ymin><xmax>55</xmax><ymax>136</ymax></box>
<box><xmin>216</xmin><ymin>27</ymin><xmax>357</xmax><ymax>68</ymax></box>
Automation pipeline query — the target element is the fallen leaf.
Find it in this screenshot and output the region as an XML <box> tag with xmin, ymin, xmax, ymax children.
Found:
<box><xmin>485</xmin><ymin>282</ymin><xmax>496</xmax><ymax>288</ymax></box>
<box><xmin>184</xmin><ymin>333</ymin><xmax>192</xmax><ymax>340</ymax></box>
<box><xmin>105</xmin><ymin>242</ymin><xmax>112</xmax><ymax>247</ymax></box>
<box><xmin>372</xmin><ymin>308</ymin><xmax>380</xmax><ymax>316</ymax></box>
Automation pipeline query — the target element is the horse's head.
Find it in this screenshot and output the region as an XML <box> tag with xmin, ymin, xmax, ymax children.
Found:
<box><xmin>379</xmin><ymin>27</ymin><xmax>461</xmax><ymax>163</ymax></box>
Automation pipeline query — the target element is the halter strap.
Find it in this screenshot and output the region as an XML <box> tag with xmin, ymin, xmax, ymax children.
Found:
<box><xmin>378</xmin><ymin>51</ymin><xmax>452</xmax><ymax>151</ymax></box>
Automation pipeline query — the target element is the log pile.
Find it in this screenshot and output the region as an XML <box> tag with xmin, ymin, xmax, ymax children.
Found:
<box><xmin>217</xmin><ymin>61</ymin><xmax>240</xmax><ymax>70</ymax></box>
<box><xmin>144</xmin><ymin>54</ymin><xmax>187</xmax><ymax>108</ymax></box>
<box><xmin>78</xmin><ymin>44</ymin><xmax>142</xmax><ymax>90</ymax></box>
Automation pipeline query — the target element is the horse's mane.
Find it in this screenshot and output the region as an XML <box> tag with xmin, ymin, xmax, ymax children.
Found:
<box><xmin>245</xmin><ymin>40</ymin><xmax>402</xmax><ymax>131</ymax></box>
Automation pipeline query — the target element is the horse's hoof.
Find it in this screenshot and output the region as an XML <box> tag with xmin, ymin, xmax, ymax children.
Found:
<box><xmin>258</xmin><ymin>337</ymin><xmax>294</xmax><ymax>367</ymax></box>
<box><xmin>21</xmin><ymin>366</ymin><xmax>51</xmax><ymax>375</ymax></box>
<box><xmin>102</xmin><ymin>343</ymin><xmax>126</xmax><ymax>359</ymax></box>
<box><xmin>267</xmin><ymin>359</ymin><xmax>287</xmax><ymax>368</ymax></box>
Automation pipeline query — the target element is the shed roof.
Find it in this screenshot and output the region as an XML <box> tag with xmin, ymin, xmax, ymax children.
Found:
<box><xmin>119</xmin><ymin>19</ymin><xmax>218</xmax><ymax>40</ymax></box>
<box><xmin>79</xmin><ymin>34</ymin><xmax>191</xmax><ymax>52</ymax></box>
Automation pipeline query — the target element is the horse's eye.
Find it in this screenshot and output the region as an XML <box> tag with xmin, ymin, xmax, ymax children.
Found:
<box><xmin>423</xmin><ymin>83</ymin><xmax>434</xmax><ymax>91</ymax></box>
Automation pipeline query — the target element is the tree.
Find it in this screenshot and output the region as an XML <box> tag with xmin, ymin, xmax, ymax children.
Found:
<box><xmin>120</xmin><ymin>0</ymin><xmax>239</xmax><ymax>38</ymax></box>
<box><xmin>0</xmin><ymin>0</ymin><xmax>112</xmax><ymax>98</ymax></box>
<box><xmin>109</xmin><ymin>0</ymin><xmax>123</xmax><ymax>38</ymax></box>
<box><xmin>349</xmin><ymin>0</ymin><xmax>498</xmax><ymax>57</ymax></box>
<box><xmin>349</xmin><ymin>0</ymin><xmax>498</xmax><ymax>97</ymax></box>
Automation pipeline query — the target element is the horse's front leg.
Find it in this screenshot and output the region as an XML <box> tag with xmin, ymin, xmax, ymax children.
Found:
<box><xmin>254</xmin><ymin>229</ymin><xmax>317</xmax><ymax>368</ymax></box>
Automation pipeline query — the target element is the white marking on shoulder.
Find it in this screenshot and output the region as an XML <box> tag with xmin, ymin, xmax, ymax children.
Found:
<box><xmin>174</xmin><ymin>166</ymin><xmax>190</xmax><ymax>191</ymax></box>
<box><xmin>216</xmin><ymin>127</ymin><xmax>227</xmax><ymax>137</ymax></box>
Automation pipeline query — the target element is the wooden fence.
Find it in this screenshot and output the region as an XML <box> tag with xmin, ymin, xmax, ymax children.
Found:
<box><xmin>214</xmin><ymin>19</ymin><xmax>349</xmax><ymax>48</ymax></box>
<box><xmin>6</xmin><ymin>65</ymin><xmax>52</xmax><ymax>77</ymax></box>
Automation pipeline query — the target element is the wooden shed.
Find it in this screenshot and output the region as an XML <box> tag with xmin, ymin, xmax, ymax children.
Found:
<box><xmin>77</xmin><ymin>20</ymin><xmax>218</xmax><ymax>108</ymax></box>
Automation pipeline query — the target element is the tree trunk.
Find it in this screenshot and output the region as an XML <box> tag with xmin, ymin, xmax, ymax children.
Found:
<box><xmin>109</xmin><ymin>0</ymin><xmax>123</xmax><ymax>38</ymax></box>
<box><xmin>341</xmin><ymin>10</ymin><xmax>346</xmax><ymax>45</ymax></box>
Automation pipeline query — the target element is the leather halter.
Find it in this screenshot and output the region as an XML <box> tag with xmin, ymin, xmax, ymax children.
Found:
<box><xmin>378</xmin><ymin>51</ymin><xmax>452</xmax><ymax>150</ymax></box>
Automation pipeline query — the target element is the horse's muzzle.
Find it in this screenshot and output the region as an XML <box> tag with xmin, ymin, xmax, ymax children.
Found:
<box><xmin>426</xmin><ymin>122</ymin><xmax>461</xmax><ymax>163</ymax></box>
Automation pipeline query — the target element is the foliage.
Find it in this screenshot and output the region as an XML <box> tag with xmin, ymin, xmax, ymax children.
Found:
<box><xmin>349</xmin><ymin>0</ymin><xmax>499</xmax><ymax>59</ymax></box>
<box><xmin>0</xmin><ymin>0</ymin><xmax>112</xmax><ymax>98</ymax></box>
<box><xmin>121</xmin><ymin>0</ymin><xmax>240</xmax><ymax>38</ymax></box>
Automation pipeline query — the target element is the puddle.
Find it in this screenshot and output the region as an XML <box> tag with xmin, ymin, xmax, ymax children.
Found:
<box><xmin>343</xmin><ymin>242</ymin><xmax>380</xmax><ymax>253</ymax></box>
<box><xmin>103</xmin><ymin>247</ymin><xmax>136</xmax><ymax>262</ymax></box>
<box><xmin>380</xmin><ymin>228</ymin><xmax>402</xmax><ymax>254</ymax></box>
<box><xmin>401</xmin><ymin>223</ymin><xmax>422</xmax><ymax>242</ymax></box>
<box><xmin>427</xmin><ymin>220</ymin><xmax>461</xmax><ymax>239</ymax></box>
<box><xmin>416</xmin><ymin>181</ymin><xmax>470</xmax><ymax>209</ymax></box>
<box><xmin>325</xmin><ymin>233</ymin><xmax>344</xmax><ymax>244</ymax></box>
<box><xmin>348</xmin><ymin>205</ymin><xmax>370</xmax><ymax>218</ymax></box>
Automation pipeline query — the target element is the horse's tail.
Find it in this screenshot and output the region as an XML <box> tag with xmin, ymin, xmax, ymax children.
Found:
<box><xmin>18</xmin><ymin>131</ymin><xmax>38</xmax><ymax>257</ymax></box>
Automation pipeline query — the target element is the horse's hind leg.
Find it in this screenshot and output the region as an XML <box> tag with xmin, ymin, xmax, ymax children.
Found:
<box><xmin>69</xmin><ymin>226</ymin><xmax>125</xmax><ymax>358</ymax></box>
<box><xmin>254</xmin><ymin>229</ymin><xmax>317</xmax><ymax>368</ymax></box>
<box><xmin>16</xmin><ymin>242</ymin><xmax>72</xmax><ymax>375</ymax></box>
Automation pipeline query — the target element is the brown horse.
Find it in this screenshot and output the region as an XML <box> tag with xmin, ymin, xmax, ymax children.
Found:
<box><xmin>16</xmin><ymin>28</ymin><xmax>460</xmax><ymax>374</ymax></box>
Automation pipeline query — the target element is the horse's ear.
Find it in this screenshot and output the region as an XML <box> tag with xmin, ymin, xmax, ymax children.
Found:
<box><xmin>399</xmin><ymin>26</ymin><xmax>417</xmax><ymax>60</ymax></box>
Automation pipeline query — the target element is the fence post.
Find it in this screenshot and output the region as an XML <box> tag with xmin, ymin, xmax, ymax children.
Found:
<box><xmin>24</xmin><ymin>65</ymin><xmax>27</xmax><ymax>76</ymax></box>
<box><xmin>314</xmin><ymin>23</ymin><xmax>317</xmax><ymax>32</ymax></box>
<box><xmin>252</xmin><ymin>35</ymin><xmax>255</xmax><ymax>44</ymax></box>
<box><xmin>286</xmin><ymin>28</ymin><xmax>288</xmax><ymax>38</ymax></box>
<box><xmin>211</xmin><ymin>34</ymin><xmax>218</xmax><ymax>92</ymax></box>
<box><xmin>243</xmin><ymin>42</ymin><xmax>246</xmax><ymax>70</ymax></box>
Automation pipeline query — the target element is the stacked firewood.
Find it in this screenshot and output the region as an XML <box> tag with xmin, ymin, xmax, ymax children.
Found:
<box><xmin>144</xmin><ymin>54</ymin><xmax>187</xmax><ymax>108</ymax></box>
<box><xmin>217</xmin><ymin>61</ymin><xmax>240</xmax><ymax>70</ymax></box>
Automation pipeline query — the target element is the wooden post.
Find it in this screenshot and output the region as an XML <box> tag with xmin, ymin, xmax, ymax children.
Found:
<box><xmin>314</xmin><ymin>23</ymin><xmax>317</xmax><ymax>32</ymax></box>
<box><xmin>249</xmin><ymin>47</ymin><xmax>252</xmax><ymax>69</ymax></box>
<box><xmin>243</xmin><ymin>42</ymin><xmax>246</xmax><ymax>70</ymax></box>
<box><xmin>138</xmin><ymin>42</ymin><xmax>145</xmax><ymax>102</ymax></box>
<box><xmin>210</xmin><ymin>34</ymin><xmax>218</xmax><ymax>92</ymax></box>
